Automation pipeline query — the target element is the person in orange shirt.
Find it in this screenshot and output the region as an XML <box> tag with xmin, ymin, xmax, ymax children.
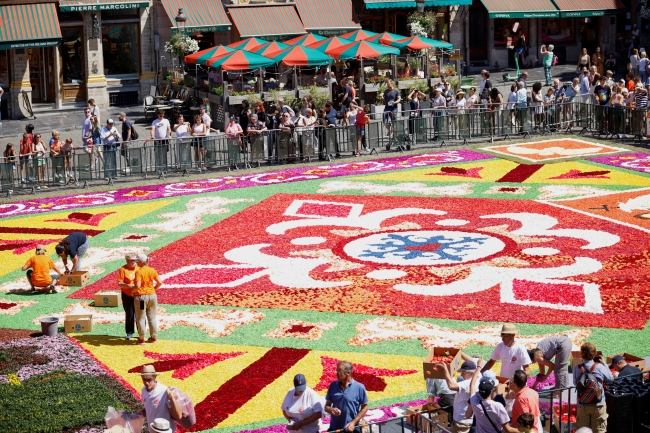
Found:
<box><xmin>117</xmin><ymin>253</ymin><xmax>139</xmax><ymax>341</ymax></box>
<box><xmin>21</xmin><ymin>245</ymin><xmax>64</xmax><ymax>294</ymax></box>
<box><xmin>134</xmin><ymin>253</ymin><xmax>162</xmax><ymax>345</ymax></box>
<box><xmin>508</xmin><ymin>370</ymin><xmax>542</xmax><ymax>433</ymax></box>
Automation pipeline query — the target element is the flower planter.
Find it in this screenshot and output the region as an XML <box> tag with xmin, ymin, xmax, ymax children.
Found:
<box><xmin>364</xmin><ymin>83</ymin><xmax>381</xmax><ymax>92</ymax></box>
<box><xmin>208</xmin><ymin>93</ymin><xmax>223</xmax><ymax>105</ymax></box>
<box><xmin>228</xmin><ymin>93</ymin><xmax>261</xmax><ymax>106</ymax></box>
<box><xmin>397</xmin><ymin>80</ymin><xmax>416</xmax><ymax>89</ymax></box>
<box><xmin>171</xmin><ymin>83</ymin><xmax>183</xmax><ymax>94</ymax></box>
<box><xmin>371</xmin><ymin>104</ymin><xmax>385</xmax><ymax>115</ymax></box>
<box><xmin>263</xmin><ymin>91</ymin><xmax>289</xmax><ymax>101</ymax></box>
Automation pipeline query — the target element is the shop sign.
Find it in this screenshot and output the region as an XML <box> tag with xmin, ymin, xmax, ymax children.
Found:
<box><xmin>0</xmin><ymin>39</ymin><xmax>60</xmax><ymax>51</ymax></box>
<box><xmin>256</xmin><ymin>34</ymin><xmax>304</xmax><ymax>42</ymax></box>
<box><xmin>172</xmin><ymin>25</ymin><xmax>230</xmax><ymax>34</ymax></box>
<box><xmin>309</xmin><ymin>29</ymin><xmax>357</xmax><ymax>36</ymax></box>
<box><xmin>561</xmin><ymin>10</ymin><xmax>606</xmax><ymax>17</ymax></box>
<box><xmin>490</xmin><ymin>12</ymin><xmax>559</xmax><ymax>18</ymax></box>
<box><xmin>59</xmin><ymin>2</ymin><xmax>149</xmax><ymax>12</ymax></box>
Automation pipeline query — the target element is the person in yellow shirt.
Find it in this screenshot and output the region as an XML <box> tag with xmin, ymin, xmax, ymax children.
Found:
<box><xmin>134</xmin><ymin>253</ymin><xmax>162</xmax><ymax>345</ymax></box>
<box><xmin>21</xmin><ymin>245</ymin><xmax>64</xmax><ymax>294</ymax></box>
<box><xmin>117</xmin><ymin>253</ymin><xmax>139</xmax><ymax>341</ymax></box>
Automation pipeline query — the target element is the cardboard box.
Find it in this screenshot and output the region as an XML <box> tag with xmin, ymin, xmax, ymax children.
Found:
<box><xmin>606</xmin><ymin>353</ymin><xmax>646</xmax><ymax>370</ymax></box>
<box><xmin>405</xmin><ymin>405</ymin><xmax>448</xmax><ymax>432</ymax></box>
<box><xmin>423</xmin><ymin>347</ymin><xmax>463</xmax><ymax>379</ymax></box>
<box><xmin>64</xmin><ymin>314</ymin><xmax>93</xmax><ymax>333</ymax></box>
<box><xmin>93</xmin><ymin>291</ymin><xmax>122</xmax><ymax>307</ymax></box>
<box><xmin>495</xmin><ymin>376</ymin><xmax>510</xmax><ymax>395</ymax></box>
<box><xmin>59</xmin><ymin>271</ymin><xmax>90</xmax><ymax>287</ymax></box>
<box><xmin>570</xmin><ymin>350</ymin><xmax>603</xmax><ymax>370</ymax></box>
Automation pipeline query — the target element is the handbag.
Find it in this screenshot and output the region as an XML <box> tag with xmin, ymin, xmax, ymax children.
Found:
<box><xmin>479</xmin><ymin>400</ymin><xmax>504</xmax><ymax>433</ymax></box>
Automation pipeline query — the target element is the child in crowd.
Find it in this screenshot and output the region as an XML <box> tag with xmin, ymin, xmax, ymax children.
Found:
<box><xmin>19</xmin><ymin>132</ymin><xmax>33</xmax><ymax>183</ymax></box>
<box><xmin>62</xmin><ymin>138</ymin><xmax>74</xmax><ymax>180</ymax></box>
<box><xmin>50</xmin><ymin>132</ymin><xmax>63</xmax><ymax>181</ymax></box>
<box><xmin>516</xmin><ymin>413</ymin><xmax>535</xmax><ymax>433</ymax></box>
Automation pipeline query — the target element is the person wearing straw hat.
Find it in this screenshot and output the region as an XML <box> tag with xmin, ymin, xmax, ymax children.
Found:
<box><xmin>22</xmin><ymin>245</ymin><xmax>64</xmax><ymax>294</ymax></box>
<box><xmin>282</xmin><ymin>374</ymin><xmax>325</xmax><ymax>433</ymax></box>
<box><xmin>480</xmin><ymin>324</ymin><xmax>531</xmax><ymax>379</ymax></box>
<box><xmin>139</xmin><ymin>365</ymin><xmax>182</xmax><ymax>433</ymax></box>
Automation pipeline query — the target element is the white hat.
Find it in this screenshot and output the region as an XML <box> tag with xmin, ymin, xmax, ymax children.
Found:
<box><xmin>480</xmin><ymin>370</ymin><xmax>499</xmax><ymax>388</ymax></box>
<box><xmin>150</xmin><ymin>418</ymin><xmax>173</xmax><ymax>433</ymax></box>
<box><xmin>107</xmin><ymin>118</ymin><xmax>114</xmax><ymax>124</ymax></box>
<box><xmin>136</xmin><ymin>253</ymin><xmax>148</xmax><ymax>262</ymax></box>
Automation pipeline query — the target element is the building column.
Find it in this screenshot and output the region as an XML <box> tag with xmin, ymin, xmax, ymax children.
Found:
<box><xmin>448</xmin><ymin>6</ymin><xmax>468</xmax><ymax>69</ymax></box>
<box><xmin>140</xmin><ymin>6</ymin><xmax>157</xmax><ymax>99</ymax></box>
<box><xmin>54</xmin><ymin>45</ymin><xmax>62</xmax><ymax>109</ymax></box>
<box><xmin>83</xmin><ymin>12</ymin><xmax>109</xmax><ymax>108</ymax></box>
<box><xmin>9</xmin><ymin>50</ymin><xmax>32</xmax><ymax>119</ymax></box>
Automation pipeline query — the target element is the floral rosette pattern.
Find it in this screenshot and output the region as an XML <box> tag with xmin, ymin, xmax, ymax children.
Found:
<box><xmin>75</xmin><ymin>194</ymin><xmax>650</xmax><ymax>329</ymax></box>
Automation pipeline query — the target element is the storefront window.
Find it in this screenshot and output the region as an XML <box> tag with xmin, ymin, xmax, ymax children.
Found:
<box><xmin>102</xmin><ymin>24</ymin><xmax>139</xmax><ymax>77</ymax></box>
<box><xmin>493</xmin><ymin>19</ymin><xmax>529</xmax><ymax>47</ymax></box>
<box><xmin>61</xmin><ymin>27</ymin><xmax>84</xmax><ymax>84</ymax></box>
<box><xmin>541</xmin><ymin>18</ymin><xmax>574</xmax><ymax>43</ymax></box>
<box><xmin>0</xmin><ymin>51</ymin><xmax>9</xmax><ymax>87</ymax></box>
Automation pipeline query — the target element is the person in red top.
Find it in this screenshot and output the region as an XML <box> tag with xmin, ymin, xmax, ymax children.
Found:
<box><xmin>117</xmin><ymin>253</ymin><xmax>139</xmax><ymax>340</ymax></box>
<box><xmin>626</xmin><ymin>73</ymin><xmax>635</xmax><ymax>93</ymax></box>
<box><xmin>508</xmin><ymin>370</ymin><xmax>542</xmax><ymax>433</ymax></box>
<box><xmin>355</xmin><ymin>105</ymin><xmax>370</xmax><ymax>156</ymax></box>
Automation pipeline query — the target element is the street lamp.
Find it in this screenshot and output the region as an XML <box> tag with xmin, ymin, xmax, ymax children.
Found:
<box><xmin>415</xmin><ymin>0</ymin><xmax>425</xmax><ymax>12</ymax></box>
<box><xmin>175</xmin><ymin>8</ymin><xmax>187</xmax><ymax>76</ymax></box>
<box><xmin>175</xmin><ymin>8</ymin><xmax>187</xmax><ymax>33</ymax></box>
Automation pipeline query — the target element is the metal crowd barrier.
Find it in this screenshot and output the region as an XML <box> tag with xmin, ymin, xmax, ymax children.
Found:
<box><xmin>538</xmin><ymin>386</ymin><xmax>575</xmax><ymax>433</ymax></box>
<box><xmin>2</xmin><ymin>97</ymin><xmax>649</xmax><ymax>194</ymax></box>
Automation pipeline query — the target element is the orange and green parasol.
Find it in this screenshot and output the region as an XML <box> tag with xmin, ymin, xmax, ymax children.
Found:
<box><xmin>206</xmin><ymin>50</ymin><xmax>276</xmax><ymax>70</ymax></box>
<box><xmin>184</xmin><ymin>45</ymin><xmax>234</xmax><ymax>65</ymax></box>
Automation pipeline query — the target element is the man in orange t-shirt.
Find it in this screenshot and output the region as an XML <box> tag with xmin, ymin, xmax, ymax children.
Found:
<box><xmin>21</xmin><ymin>245</ymin><xmax>64</xmax><ymax>294</ymax></box>
<box><xmin>134</xmin><ymin>253</ymin><xmax>162</xmax><ymax>345</ymax></box>
<box><xmin>117</xmin><ymin>253</ymin><xmax>139</xmax><ymax>341</ymax></box>
<box><xmin>509</xmin><ymin>370</ymin><xmax>541</xmax><ymax>433</ymax></box>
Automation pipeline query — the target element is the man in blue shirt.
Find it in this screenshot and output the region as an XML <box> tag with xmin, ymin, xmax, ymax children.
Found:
<box><xmin>325</xmin><ymin>361</ymin><xmax>368</xmax><ymax>432</ymax></box>
<box><xmin>580</xmin><ymin>68</ymin><xmax>590</xmax><ymax>96</ymax></box>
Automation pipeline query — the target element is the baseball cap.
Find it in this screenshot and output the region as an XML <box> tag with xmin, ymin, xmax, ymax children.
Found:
<box><xmin>478</xmin><ymin>379</ymin><xmax>495</xmax><ymax>398</ymax></box>
<box><xmin>35</xmin><ymin>245</ymin><xmax>46</xmax><ymax>252</ymax></box>
<box><xmin>136</xmin><ymin>253</ymin><xmax>148</xmax><ymax>262</ymax></box>
<box><xmin>481</xmin><ymin>370</ymin><xmax>499</xmax><ymax>388</ymax></box>
<box><xmin>457</xmin><ymin>360</ymin><xmax>477</xmax><ymax>373</ymax></box>
<box><xmin>118</xmin><ymin>112</ymin><xmax>126</xmax><ymax>118</ymax></box>
<box><xmin>107</xmin><ymin>118</ymin><xmax>114</xmax><ymax>124</ymax></box>
<box><xmin>609</xmin><ymin>355</ymin><xmax>625</xmax><ymax>369</ymax></box>
<box><xmin>293</xmin><ymin>373</ymin><xmax>307</xmax><ymax>391</ymax></box>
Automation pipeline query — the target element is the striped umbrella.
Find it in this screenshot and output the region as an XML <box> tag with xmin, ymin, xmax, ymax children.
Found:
<box><xmin>227</xmin><ymin>37</ymin><xmax>267</xmax><ymax>51</ymax></box>
<box><xmin>270</xmin><ymin>45</ymin><xmax>333</xmax><ymax>66</ymax></box>
<box><xmin>184</xmin><ymin>45</ymin><xmax>234</xmax><ymax>65</ymax></box>
<box><xmin>339</xmin><ymin>29</ymin><xmax>378</xmax><ymax>41</ymax></box>
<box><xmin>329</xmin><ymin>40</ymin><xmax>400</xmax><ymax>60</ymax></box>
<box><xmin>365</xmin><ymin>32</ymin><xmax>407</xmax><ymax>45</ymax></box>
<box><xmin>249</xmin><ymin>41</ymin><xmax>291</xmax><ymax>57</ymax></box>
<box><xmin>206</xmin><ymin>50</ymin><xmax>276</xmax><ymax>70</ymax></box>
<box><xmin>306</xmin><ymin>36</ymin><xmax>354</xmax><ymax>55</ymax></box>
<box><xmin>284</xmin><ymin>33</ymin><xmax>327</xmax><ymax>46</ymax></box>
<box><xmin>391</xmin><ymin>35</ymin><xmax>453</xmax><ymax>50</ymax></box>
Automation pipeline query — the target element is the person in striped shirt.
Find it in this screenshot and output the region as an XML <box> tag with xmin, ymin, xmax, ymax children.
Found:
<box><xmin>634</xmin><ymin>82</ymin><xmax>648</xmax><ymax>109</ymax></box>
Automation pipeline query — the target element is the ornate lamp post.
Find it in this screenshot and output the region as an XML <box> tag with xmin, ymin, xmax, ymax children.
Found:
<box><xmin>415</xmin><ymin>0</ymin><xmax>425</xmax><ymax>12</ymax></box>
<box><xmin>175</xmin><ymin>8</ymin><xmax>187</xmax><ymax>73</ymax></box>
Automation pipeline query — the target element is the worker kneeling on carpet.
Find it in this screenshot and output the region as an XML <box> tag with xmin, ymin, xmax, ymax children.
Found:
<box><xmin>22</xmin><ymin>245</ymin><xmax>65</xmax><ymax>294</ymax></box>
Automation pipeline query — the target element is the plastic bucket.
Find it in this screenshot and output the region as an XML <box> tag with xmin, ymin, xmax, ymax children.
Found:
<box><xmin>40</xmin><ymin>317</ymin><xmax>59</xmax><ymax>337</ymax></box>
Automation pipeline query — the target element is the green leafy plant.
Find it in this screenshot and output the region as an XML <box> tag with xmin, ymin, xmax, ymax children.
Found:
<box><xmin>163</xmin><ymin>71</ymin><xmax>174</xmax><ymax>81</ymax></box>
<box><xmin>183</xmin><ymin>76</ymin><xmax>196</xmax><ymax>88</ymax></box>
<box><xmin>304</xmin><ymin>85</ymin><xmax>329</xmax><ymax>110</ymax></box>
<box><xmin>366</xmin><ymin>75</ymin><xmax>386</xmax><ymax>85</ymax></box>
<box><xmin>0</xmin><ymin>371</ymin><xmax>140</xmax><ymax>432</ymax></box>
<box><xmin>211</xmin><ymin>86</ymin><xmax>223</xmax><ymax>96</ymax></box>
<box><xmin>407</xmin><ymin>10</ymin><xmax>437</xmax><ymax>37</ymax></box>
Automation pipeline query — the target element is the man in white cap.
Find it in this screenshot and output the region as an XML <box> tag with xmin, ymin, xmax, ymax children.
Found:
<box><xmin>436</xmin><ymin>356</ymin><xmax>486</xmax><ymax>433</ymax></box>
<box><xmin>140</xmin><ymin>365</ymin><xmax>182</xmax><ymax>432</ymax></box>
<box><xmin>480</xmin><ymin>324</ymin><xmax>531</xmax><ymax>379</ymax></box>
<box><xmin>101</xmin><ymin>118</ymin><xmax>121</xmax><ymax>180</ymax></box>
<box><xmin>134</xmin><ymin>253</ymin><xmax>162</xmax><ymax>345</ymax></box>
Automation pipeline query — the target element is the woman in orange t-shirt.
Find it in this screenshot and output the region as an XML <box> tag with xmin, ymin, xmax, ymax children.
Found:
<box><xmin>117</xmin><ymin>253</ymin><xmax>138</xmax><ymax>340</ymax></box>
<box><xmin>21</xmin><ymin>245</ymin><xmax>63</xmax><ymax>293</ymax></box>
<box><xmin>134</xmin><ymin>253</ymin><xmax>162</xmax><ymax>345</ymax></box>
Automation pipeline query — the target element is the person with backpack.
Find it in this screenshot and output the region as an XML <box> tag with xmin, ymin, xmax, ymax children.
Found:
<box><xmin>573</xmin><ymin>342</ymin><xmax>613</xmax><ymax>433</ymax></box>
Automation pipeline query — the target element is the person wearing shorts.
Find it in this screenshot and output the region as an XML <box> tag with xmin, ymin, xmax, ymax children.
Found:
<box><xmin>382</xmin><ymin>80</ymin><xmax>400</xmax><ymax>127</ymax></box>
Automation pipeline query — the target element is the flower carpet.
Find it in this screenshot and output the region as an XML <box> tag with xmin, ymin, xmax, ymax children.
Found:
<box><xmin>1</xmin><ymin>139</ymin><xmax>650</xmax><ymax>432</ymax></box>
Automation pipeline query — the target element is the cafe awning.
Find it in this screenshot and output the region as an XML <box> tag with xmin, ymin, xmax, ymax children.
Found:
<box><xmin>59</xmin><ymin>0</ymin><xmax>150</xmax><ymax>12</ymax></box>
<box><xmin>160</xmin><ymin>0</ymin><xmax>231</xmax><ymax>33</ymax></box>
<box><xmin>552</xmin><ymin>0</ymin><xmax>625</xmax><ymax>17</ymax></box>
<box><xmin>363</xmin><ymin>0</ymin><xmax>471</xmax><ymax>10</ymax></box>
<box><xmin>294</xmin><ymin>0</ymin><xmax>360</xmax><ymax>36</ymax></box>
<box><xmin>228</xmin><ymin>6</ymin><xmax>306</xmax><ymax>41</ymax></box>
<box><xmin>0</xmin><ymin>3</ymin><xmax>61</xmax><ymax>50</ymax></box>
<box><xmin>480</xmin><ymin>0</ymin><xmax>559</xmax><ymax>18</ymax></box>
